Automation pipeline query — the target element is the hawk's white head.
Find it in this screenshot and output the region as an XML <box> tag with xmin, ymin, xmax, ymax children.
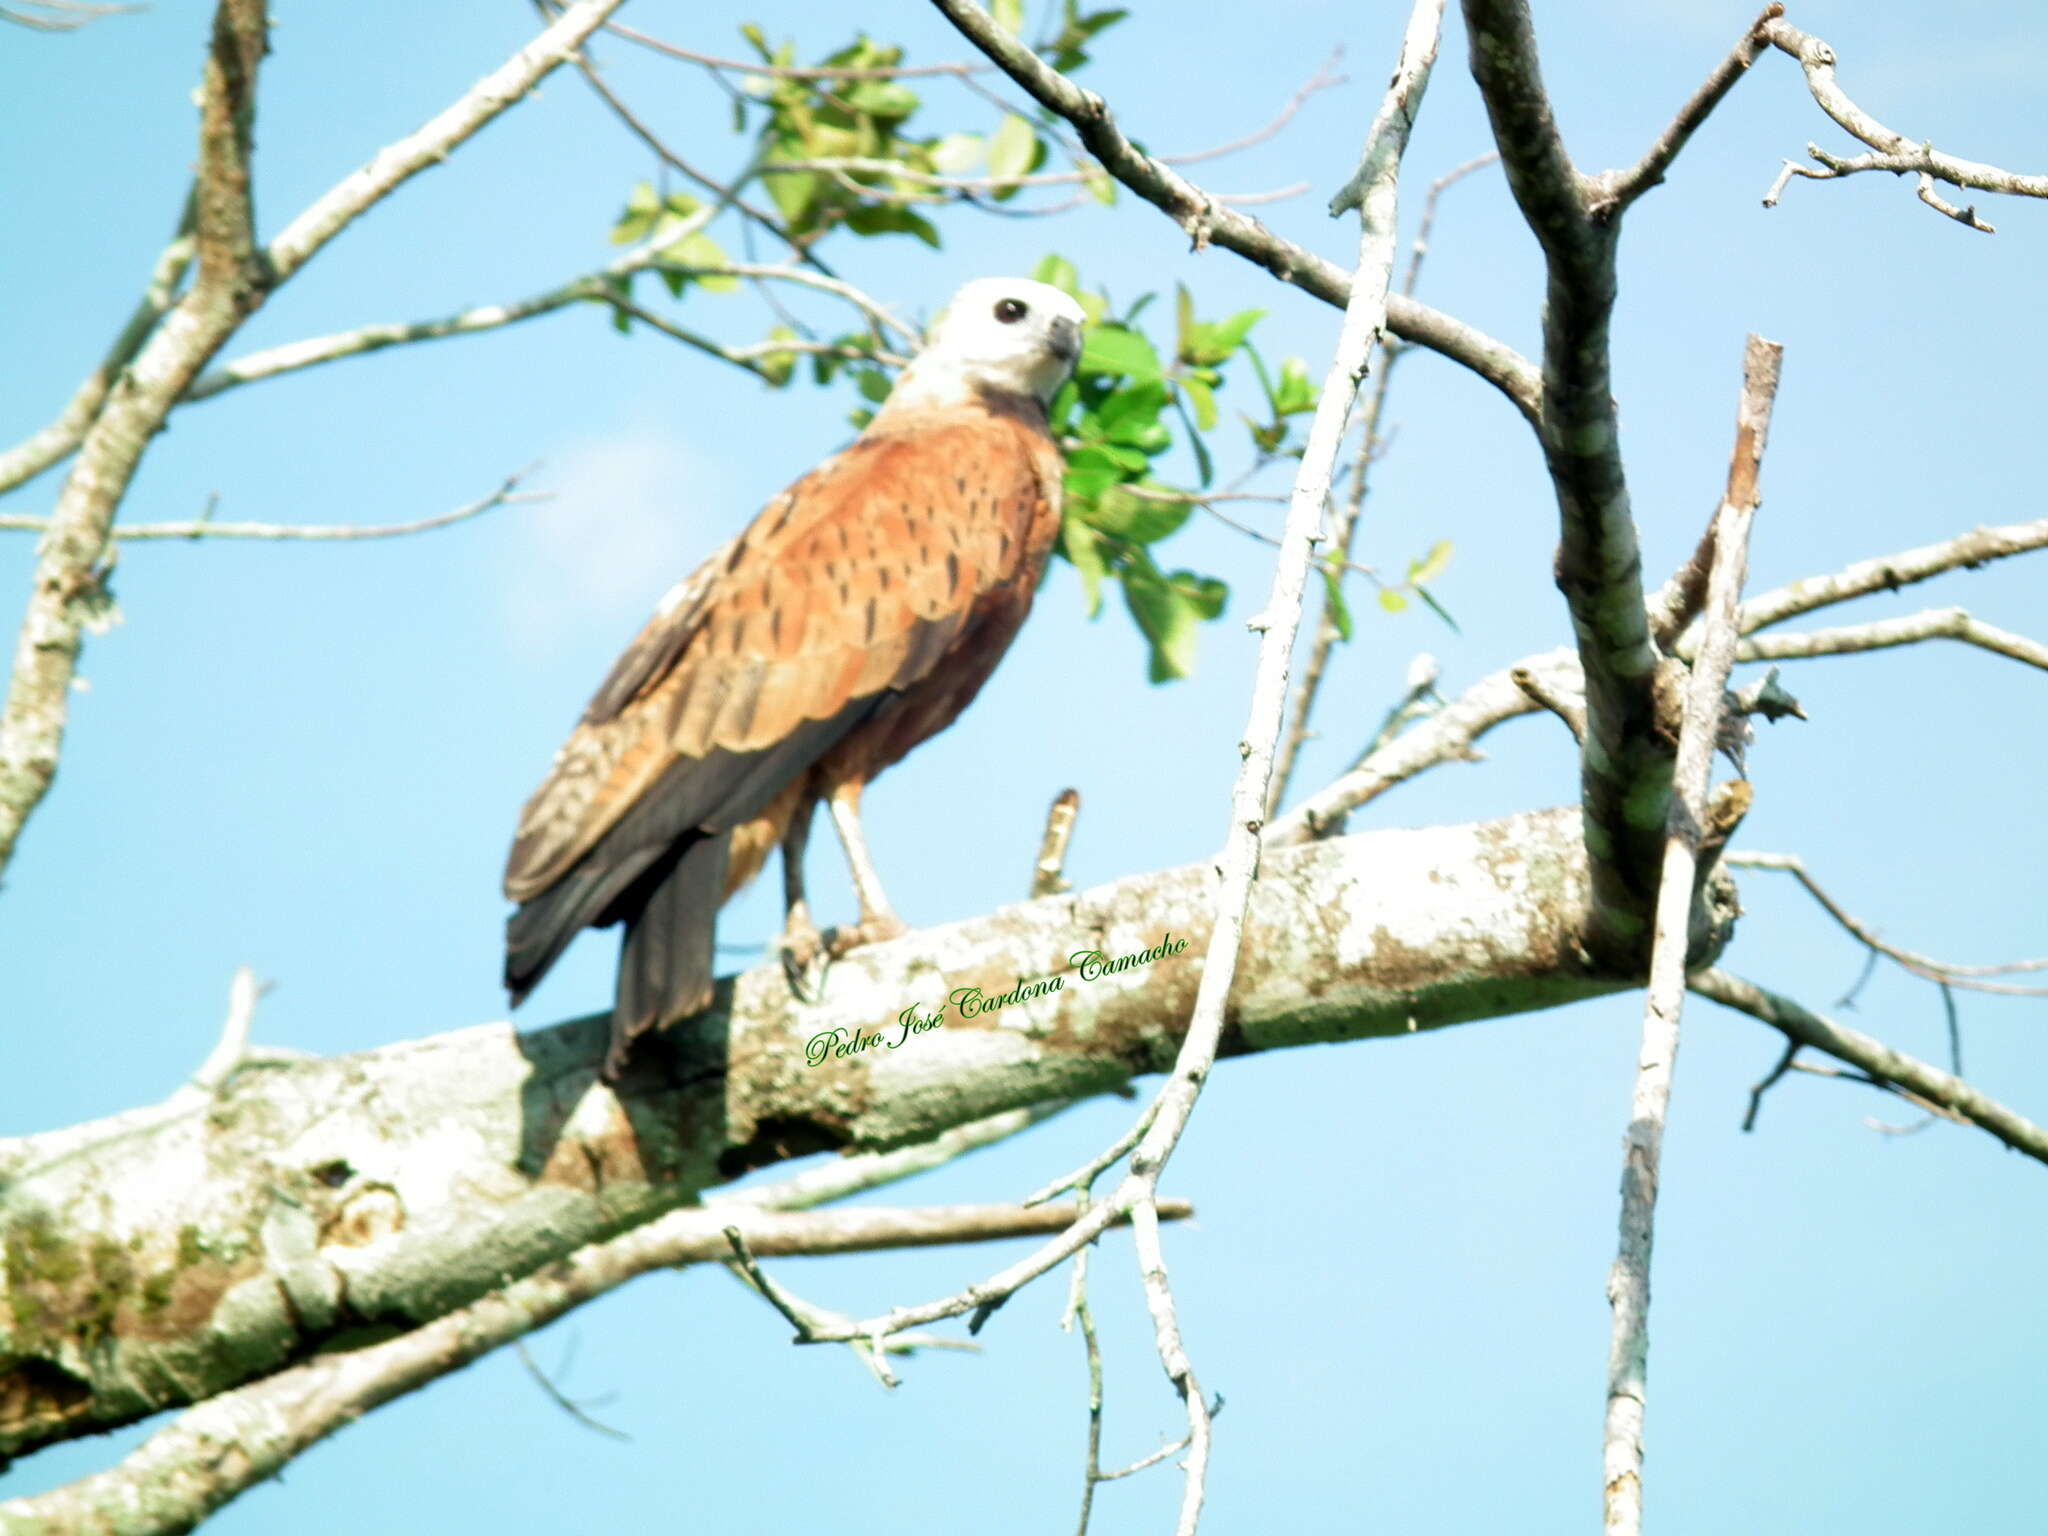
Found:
<box><xmin>884</xmin><ymin>277</ymin><xmax>1087</xmax><ymax>415</ymax></box>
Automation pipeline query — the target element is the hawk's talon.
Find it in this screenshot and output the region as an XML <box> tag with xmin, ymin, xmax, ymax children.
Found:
<box><xmin>779</xmin><ymin>903</ymin><xmax>830</xmax><ymax>1004</ymax></box>
<box><xmin>825</xmin><ymin>912</ymin><xmax>910</xmax><ymax>959</ymax></box>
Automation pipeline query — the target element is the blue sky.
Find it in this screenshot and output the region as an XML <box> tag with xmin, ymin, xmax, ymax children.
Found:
<box><xmin>3</xmin><ymin>1</ymin><xmax>2045</xmax><ymax>1530</ymax></box>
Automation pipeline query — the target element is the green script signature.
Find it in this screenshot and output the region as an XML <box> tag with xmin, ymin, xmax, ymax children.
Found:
<box><xmin>803</xmin><ymin>933</ymin><xmax>1191</xmax><ymax>1067</ymax></box>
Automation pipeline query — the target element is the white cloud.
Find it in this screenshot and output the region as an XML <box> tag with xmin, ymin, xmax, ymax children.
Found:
<box><xmin>493</xmin><ymin>422</ymin><xmax>731</xmax><ymax>656</ymax></box>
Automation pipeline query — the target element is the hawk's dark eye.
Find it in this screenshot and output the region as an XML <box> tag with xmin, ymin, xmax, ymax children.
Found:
<box><xmin>993</xmin><ymin>298</ymin><xmax>1029</xmax><ymax>324</ymax></box>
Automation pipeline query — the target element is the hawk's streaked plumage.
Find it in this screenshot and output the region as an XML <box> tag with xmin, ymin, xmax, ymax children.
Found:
<box><xmin>504</xmin><ymin>277</ymin><xmax>1085</xmax><ymax>1076</ymax></box>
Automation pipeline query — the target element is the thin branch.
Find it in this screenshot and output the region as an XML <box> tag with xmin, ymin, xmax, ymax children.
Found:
<box><xmin>0</xmin><ymin>0</ymin><xmax>144</xmax><ymax>29</ymax></box>
<box><xmin>784</xmin><ymin>16</ymin><xmax>1447</xmax><ymax>1535</ymax></box>
<box><xmin>1691</xmin><ymin>969</ymin><xmax>2048</xmax><ymax>1166</ymax></box>
<box><xmin>263</xmin><ymin>0</ymin><xmax>628</xmax><ymax>286</ymax></box>
<box><xmin>514</xmin><ymin>1340</ymin><xmax>630</xmax><ymax>1441</ymax></box>
<box><xmin>0</xmin><ymin>188</ymin><xmax>195</xmax><ymax>499</ymax></box>
<box><xmin>1160</xmin><ymin>49</ymin><xmax>1346</xmax><ymax>165</ymax></box>
<box><xmin>1593</xmin><ymin>5</ymin><xmax>1782</xmax><ymax>215</ymax></box>
<box><xmin>603</xmin><ymin>22</ymin><xmax>990</xmax><ymax>80</ymax></box>
<box><xmin>1726</xmin><ymin>851</ymin><xmax>2048</xmax><ymax>996</ymax></box>
<box><xmin>555</xmin><ymin>21</ymin><xmax>839</xmax><ymax>276</ymax></box>
<box><xmin>1511</xmin><ymin>661</ymin><xmax>1586</xmax><ymax>742</ymax></box>
<box><xmin>0</xmin><ymin>471</ymin><xmax>546</xmax><ymax>544</ymax></box>
<box><xmin>186</xmin><ymin>243</ymin><xmax>670</xmax><ymax>402</ymax></box>
<box><xmin>1736</xmin><ymin>606</ymin><xmax>2048</xmax><ymax>676</ymax></box>
<box><xmin>1759</xmin><ymin>16</ymin><xmax>2048</xmax><ymax>232</ymax></box>
<box><xmin>1714</xmin><ymin>515</ymin><xmax>2048</xmax><ymax>642</ymax></box>
<box><xmin>1270</xmin><ymin>151</ymin><xmax>1493</xmax><ymax>816</ymax></box>
<box><xmin>926</xmin><ymin>0</ymin><xmax>1540</xmax><ymax>425</ymax></box>
<box><xmin>1268</xmin><ymin>647</ymin><xmax>1571</xmax><ymax>845</ymax></box>
<box><xmin>1741</xmin><ymin>1036</ymin><xmax>1801</xmax><ymax>1131</ymax></box>
<box><xmin>1604</xmin><ymin>334</ymin><xmax>1780</xmax><ymax>1536</ymax></box>
<box><xmin>757</xmin><ymin>156</ymin><xmax>1306</xmax><ymax>208</ymax></box>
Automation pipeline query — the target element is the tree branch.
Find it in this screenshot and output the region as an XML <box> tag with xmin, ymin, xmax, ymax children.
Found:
<box><xmin>0</xmin><ymin>0</ymin><xmax>626</xmax><ymax>882</ymax></box>
<box><xmin>1269</xmin><ymin>151</ymin><xmax>1493</xmax><ymax>817</ymax></box>
<box><xmin>925</xmin><ymin>0</ymin><xmax>1541</xmax><ymax>425</ymax></box>
<box><xmin>0</xmin><ymin>808</ymin><xmax>1668</xmax><ymax>1462</ymax></box>
<box><xmin>1735</xmin><ymin>606</ymin><xmax>2048</xmax><ymax>676</ymax></box>
<box><xmin>1592</xmin><ymin>5</ymin><xmax>1782</xmax><ymax>216</ymax></box>
<box><xmin>2</xmin><ymin>1112</ymin><xmax>1172</xmax><ymax>1535</ymax></box>
<box><xmin>1725</xmin><ymin>851</ymin><xmax>2048</xmax><ymax>996</ymax></box>
<box><xmin>1267</xmin><ymin>646</ymin><xmax>1572</xmax><ymax>845</ymax></box>
<box><xmin>1711</xmin><ymin>515</ymin><xmax>2048</xmax><ymax>642</ymax></box>
<box><xmin>1461</xmin><ymin>0</ymin><xmax>1668</xmax><ymax>968</ymax></box>
<box><xmin>1758</xmin><ymin>16</ymin><xmax>2048</xmax><ymax>232</ymax></box>
<box><xmin>1690</xmin><ymin>969</ymin><xmax>2048</xmax><ymax>1166</ymax></box>
<box><xmin>0</xmin><ymin>471</ymin><xmax>545</xmax><ymax>544</ymax></box>
<box><xmin>0</xmin><ymin>189</ymin><xmax>195</xmax><ymax>499</ymax></box>
<box><xmin>1602</xmin><ymin>334</ymin><xmax>1779</xmax><ymax>1536</ymax></box>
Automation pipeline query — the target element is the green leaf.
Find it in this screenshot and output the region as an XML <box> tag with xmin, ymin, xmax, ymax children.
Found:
<box><xmin>756</xmin><ymin>325</ymin><xmax>800</xmax><ymax>389</ymax></box>
<box><xmin>1084</xmin><ymin>167</ymin><xmax>1116</xmax><ymax>204</ymax></box>
<box><xmin>1407</xmin><ymin>538</ymin><xmax>1454</xmax><ymax>587</ymax></box>
<box><xmin>762</xmin><ymin>155</ymin><xmax>823</xmax><ymax>225</ymax></box>
<box><xmin>611</xmin><ymin>180</ymin><xmax>661</xmax><ymax>245</ymax></box>
<box><xmin>1121</xmin><ymin>565</ymin><xmax>1190</xmax><ymax>681</ymax></box>
<box><xmin>1415</xmin><ymin>586</ymin><xmax>1463</xmax><ymax>634</ymax></box>
<box><xmin>1320</xmin><ymin>562</ymin><xmax>1353</xmax><ymax>642</ymax></box>
<box><xmin>987</xmin><ymin>114</ymin><xmax>1043</xmax><ymax>194</ymax></box>
<box><xmin>931</xmin><ymin>132</ymin><xmax>982</xmax><ymax>173</ymax></box>
<box><xmin>1177</xmin><ymin>374</ymin><xmax>1218</xmax><ymax>432</ymax></box>
<box><xmin>1173</xmin><ymin>570</ymin><xmax>1227</xmax><ymax>620</ymax></box>
<box><xmin>1182</xmin><ymin>307</ymin><xmax>1264</xmax><ymax>366</ymax></box>
<box><xmin>843</xmin><ymin>204</ymin><xmax>942</xmax><ymax>246</ymax></box>
<box><xmin>1061</xmin><ymin>517</ymin><xmax>1108</xmax><ymax>617</ymax></box>
<box><xmin>1062</xmin><ymin>447</ymin><xmax>1125</xmax><ymax>502</ymax></box>
<box><xmin>1033</xmin><ymin>252</ymin><xmax>1081</xmax><ymax>297</ymax></box>
<box><xmin>843</xmin><ymin>79</ymin><xmax>918</xmax><ymax>120</ymax></box>
<box><xmin>739</xmin><ymin>22</ymin><xmax>772</xmax><ymax>60</ymax></box>
<box><xmin>660</xmin><ymin>231</ymin><xmax>739</xmax><ymax>293</ymax></box>
<box><xmin>1273</xmin><ymin>355</ymin><xmax>1318</xmax><ymax>415</ymax></box>
<box><xmin>1094</xmin><ymin>378</ymin><xmax>1168</xmax><ymax>445</ymax></box>
<box><xmin>854</xmin><ymin>368</ymin><xmax>894</xmax><ymax>404</ymax></box>
<box><xmin>1171</xmin><ymin>390</ymin><xmax>1215</xmax><ymax>486</ymax></box>
<box><xmin>992</xmin><ymin>0</ymin><xmax>1025</xmax><ymax>33</ymax></box>
<box><xmin>1378</xmin><ymin>587</ymin><xmax>1408</xmax><ymax>614</ymax></box>
<box><xmin>1089</xmin><ymin>484</ymin><xmax>1190</xmax><ymax>544</ymax></box>
<box><xmin>1078</xmin><ymin>324</ymin><xmax>1161</xmax><ymax>380</ymax></box>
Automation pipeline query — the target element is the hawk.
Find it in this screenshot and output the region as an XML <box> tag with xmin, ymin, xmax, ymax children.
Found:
<box><xmin>503</xmin><ymin>277</ymin><xmax>1087</xmax><ymax>1076</ymax></box>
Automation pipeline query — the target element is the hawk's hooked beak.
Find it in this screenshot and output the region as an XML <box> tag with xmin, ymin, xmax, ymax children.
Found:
<box><xmin>1048</xmin><ymin>315</ymin><xmax>1082</xmax><ymax>367</ymax></box>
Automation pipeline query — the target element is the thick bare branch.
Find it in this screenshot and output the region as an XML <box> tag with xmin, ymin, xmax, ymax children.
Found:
<box><xmin>0</xmin><ymin>807</ymin><xmax>1659</xmax><ymax>1461</ymax></box>
<box><xmin>1690</xmin><ymin>969</ymin><xmax>2048</xmax><ymax>1166</ymax></box>
<box><xmin>1759</xmin><ymin>17</ymin><xmax>2048</xmax><ymax>231</ymax></box>
<box><xmin>1461</xmin><ymin>0</ymin><xmax>1668</xmax><ymax>967</ymax></box>
<box><xmin>1</xmin><ymin>1119</ymin><xmax>1156</xmax><ymax>1535</ymax></box>
<box><xmin>926</xmin><ymin>0</ymin><xmax>1541</xmax><ymax>425</ymax></box>
<box><xmin>1602</xmin><ymin>335</ymin><xmax>1779</xmax><ymax>1536</ymax></box>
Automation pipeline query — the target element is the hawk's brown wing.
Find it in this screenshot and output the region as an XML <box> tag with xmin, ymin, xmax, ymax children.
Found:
<box><xmin>501</xmin><ymin>405</ymin><xmax>1060</xmax><ymax>1015</ymax></box>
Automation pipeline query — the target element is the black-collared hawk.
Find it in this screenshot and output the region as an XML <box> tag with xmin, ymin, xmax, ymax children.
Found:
<box><xmin>503</xmin><ymin>277</ymin><xmax>1086</xmax><ymax>1076</ymax></box>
